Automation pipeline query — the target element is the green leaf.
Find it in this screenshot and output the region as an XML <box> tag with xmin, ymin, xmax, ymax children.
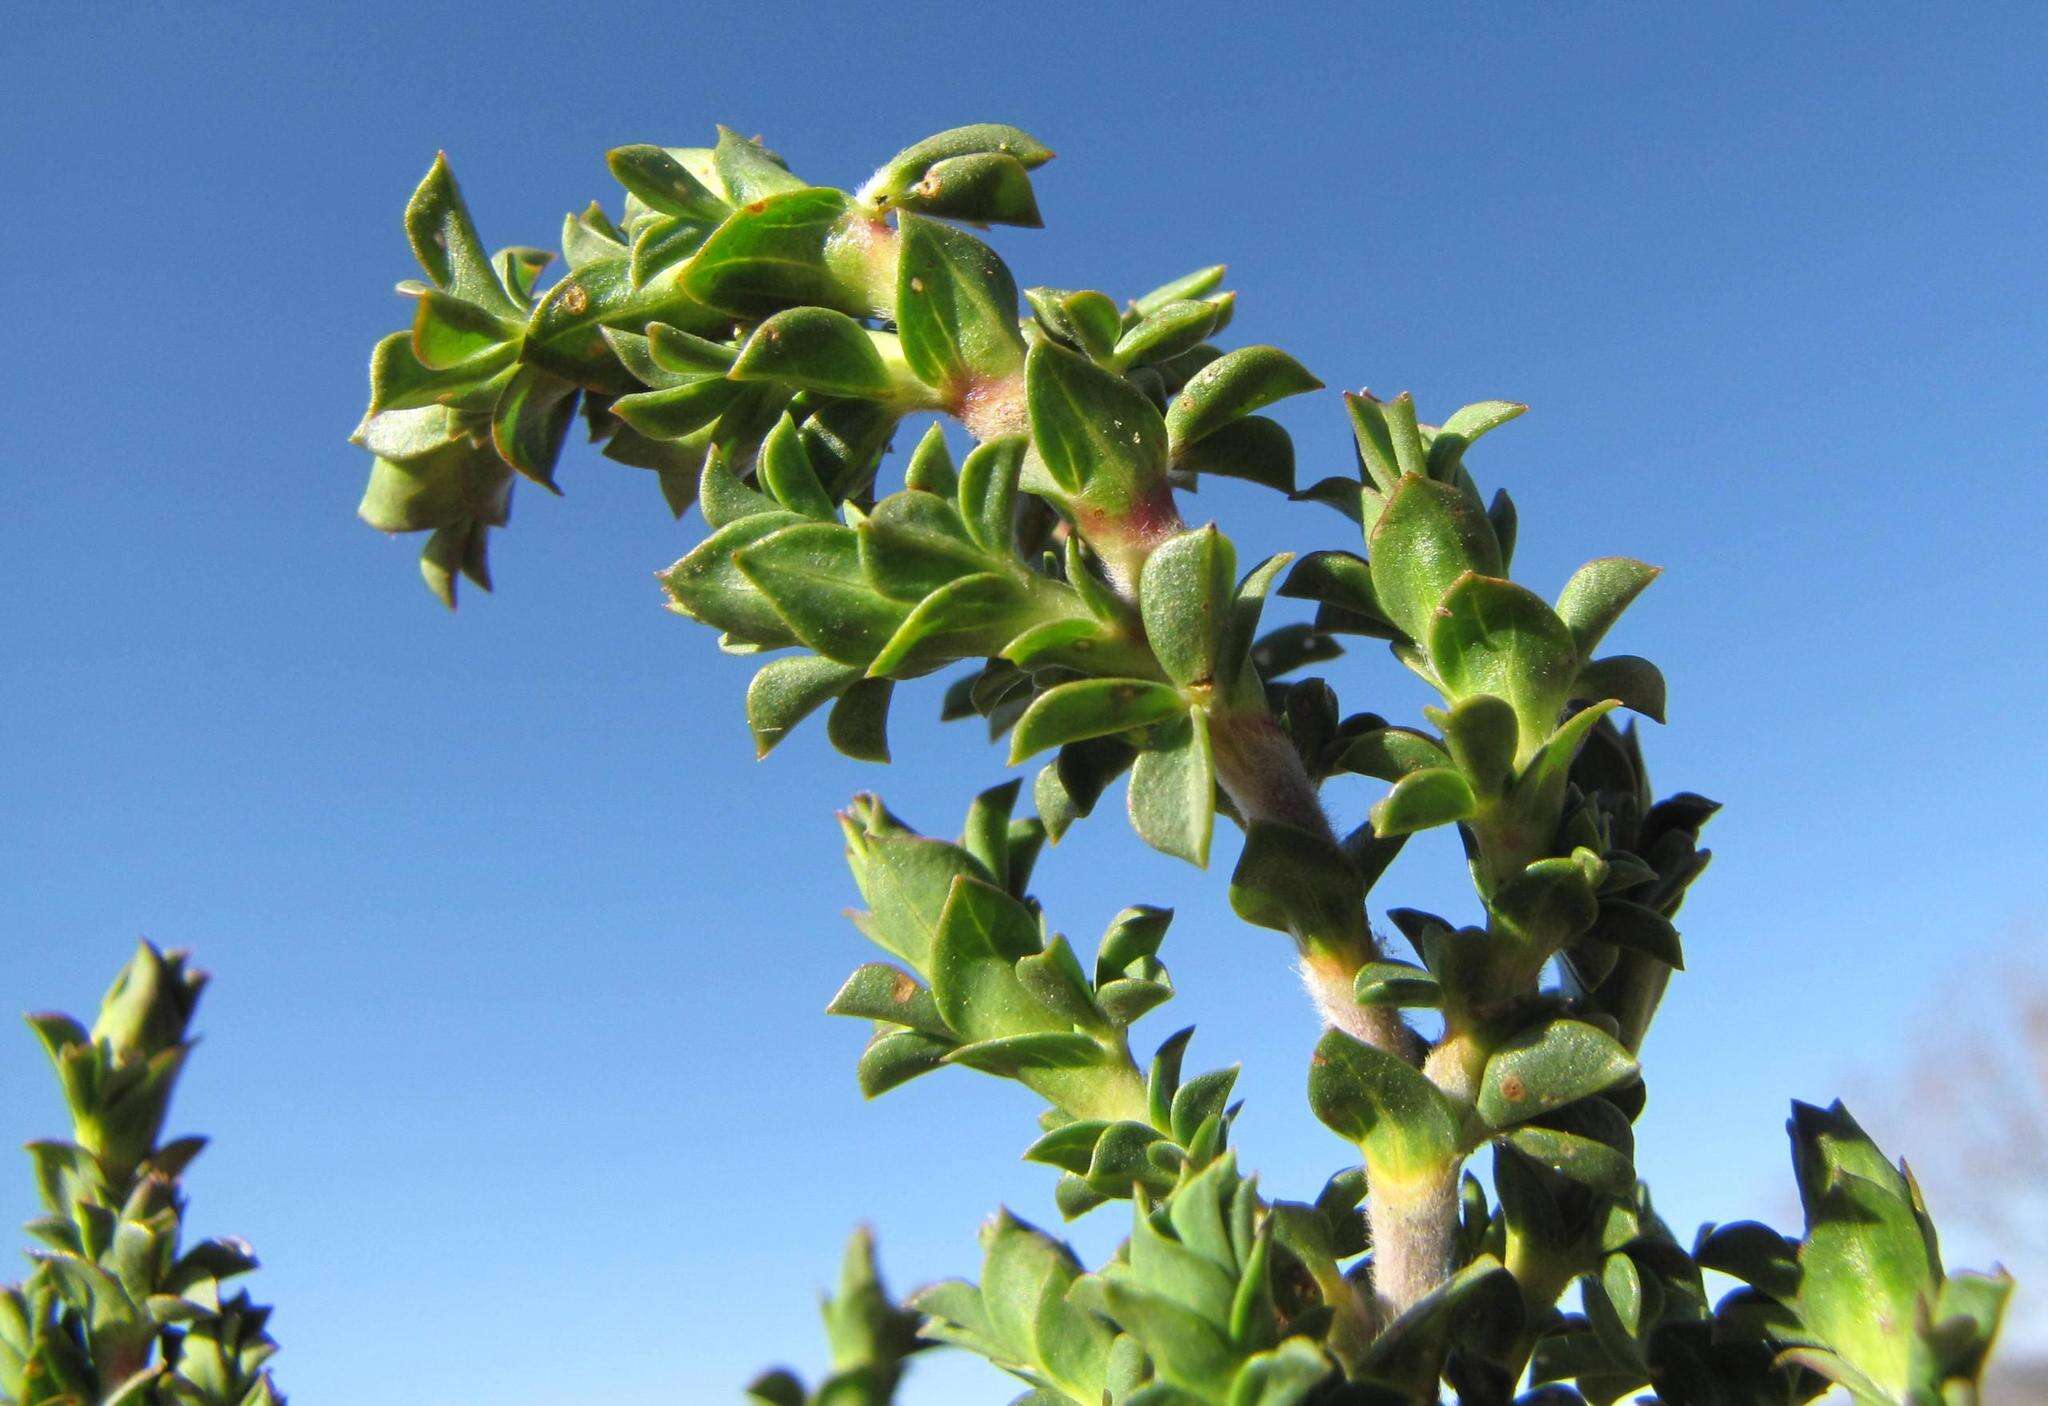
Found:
<box><xmin>603</xmin><ymin>325</ymin><xmax>692</xmax><ymax>390</ymax></box>
<box><xmin>423</xmin><ymin>522</ymin><xmax>486</xmax><ymax>607</ymax></box>
<box><xmin>1352</xmin><ymin>961</ymin><xmax>1443</xmax><ymax>1009</ymax></box>
<box><xmin>1308</xmin><ymin>1030</ymin><xmax>1462</xmax><ymax>1183</ymax></box>
<box><xmin>956</xmin><ymin>435</ymin><xmax>1025</xmax><ymax>554</ymax></box>
<box><xmin>867</xmin><ymin>572</ymin><xmax>1034</xmax><ymax>678</ymax></box>
<box><xmin>1509</xmin><ymin>699</ymin><xmax>1621</xmax><ymax>823</ymax></box>
<box><xmin>946</xmin><ymin>1031</ymin><xmax>1105</xmax><ymax>1075</ymax></box>
<box><xmin>1017</xmin><ymin>935</ymin><xmax>1108</xmax><ymax>1032</ymax></box>
<box><xmin>863</xmin><ymin>123</ymin><xmax>1055</xmax><ymax>206</ymax></box>
<box><xmin>1065</xmin><ymin>538</ymin><xmax>1138</xmax><ymax>629</ymax></box>
<box><xmin>801</xmin><ymin>397</ymin><xmax>901</xmax><ymax>499</ymax></box>
<box><xmin>1490</xmin><ymin>854</ymin><xmax>1602</xmax><ymax>948</ymax></box>
<box><xmin>1279</xmin><ymin>550</ymin><xmax>1381</xmax><ymax>618</ymax></box>
<box><xmin>605</xmin><ymin>144</ymin><xmax>729</xmax><ymax>222</ymax></box>
<box><xmin>896</xmin><ymin>213</ymin><xmax>1026</xmax><ymax>396</ymax></box>
<box><xmin>1336</xmin><ymin>727</ymin><xmax>1450</xmax><ymax>781</ymax></box>
<box><xmin>355</xmin><ymin>400</ymin><xmax>472</xmax><ymax>465</ymax></box>
<box><xmin>1009</xmin><ymin>679</ymin><xmax>1186</xmax><ymax>764</ymax></box>
<box><xmin>1789</xmin><ymin>1105</ymin><xmax>1941</xmax><ymax>1397</ymax></box>
<box><xmin>660</xmin><ymin>510</ymin><xmax>805</xmax><ymax>646</ymax></box>
<box><xmin>905</xmin><ymin>423</ymin><xmax>958</xmax><ymax>495</ymax></box>
<box><xmin>1435</xmin><ymin>693</ymin><xmax>1519</xmax><ymax>798</ymax></box>
<box><xmin>405</xmin><ymin>154</ymin><xmax>520</xmax><ymax>316</ymax></box>
<box><xmin>1694</xmin><ymin>1221</ymin><xmax>1801</xmax><ymax>1300</ymax></box>
<box><xmin>929</xmin><ymin>877</ymin><xmax>1062</xmax><ymax>1042</ymax></box>
<box><xmin>410</xmin><ymin>289</ymin><xmax>512</xmax><ymax>370</ymax></box>
<box><xmin>357</xmin><ymin>438</ymin><xmax>509</xmax><ymax>537</ymax></box>
<box><xmin>1477</xmin><ymin>1019</ymin><xmax>1639</xmax><ymax>1128</ymax></box>
<box><xmin>630</xmin><ymin>216</ymin><xmax>715</xmax><ymax>288</ymax></box>
<box><xmin>1503</xmin><ymin>1124</ymin><xmax>1636</xmax><ymax>1197</ymax></box>
<box><xmin>733</xmin><ymin>523</ymin><xmax>910</xmax><ymax>665</ymax></box>
<box><xmin>1133</xmin><ymin>265</ymin><xmax>1226</xmax><ymax>317</ymax></box>
<box><xmin>1591</xmin><ymin>900</ymin><xmax>1684</xmax><ymax>969</ymax></box>
<box><xmin>1164</xmin><ymin>346</ymin><xmax>1322</xmax><ymax>452</ymax></box>
<box><xmin>1172</xmin><ymin>414</ymin><xmax>1296</xmax><ymax>493</ymax></box>
<box><xmin>1227</xmin><ymin>1338</ymin><xmax>1334</xmax><ymax>1405</ymax></box>
<box><xmin>1932</xmin><ymin>1271</ymin><xmax>2013</xmax><ymax>1384</ymax></box>
<box><xmin>1600</xmin><ymin>1250</ymin><xmax>1646</xmax><ymax>1338</ymax></box>
<box><xmin>1343</xmin><ymin>821</ymin><xmax>1408</xmax><ymax>895</ymax></box>
<box><xmin>1487</xmin><ymin>489</ymin><xmax>1518</xmax><ymax>569</ymax></box>
<box><xmin>1555</xmin><ymin>558</ymin><xmax>1661</xmax><ymax>657</ymax></box>
<box><xmin>1369</xmin><ymin>767</ymin><xmax>1477</xmax><ymax>837</ymax></box>
<box><xmin>1145</xmin><ymin>1027</ymin><xmax>1196</xmax><ymax>1135</ymax></box>
<box><xmin>891</xmin><ymin>151</ymin><xmax>1043</xmax><ymax>226</ymax></box>
<box><xmin>561</xmin><ymin>201</ymin><xmax>627</xmax><ymax>269</ymax></box>
<box><xmin>1802</xmin><ymin>1164</ymin><xmax>1936</xmax><ymax>1389</ymax></box>
<box><xmin>961</xmin><ymin>777</ymin><xmax>1021</xmax><ymax>885</ymax></box>
<box><xmin>1291</xmin><ymin>476</ymin><xmax>1366</xmax><ymax>525</ymax></box>
<box><xmin>1344</xmin><ymin>393</ymin><xmax>1401</xmax><ymax>493</ymax></box>
<box><xmin>913</xmin><ymin>1280</ymin><xmax>1004</xmax><ymax>1361</ymax></box>
<box><xmin>1099</xmin><ymin>1283</ymin><xmax>1238</xmax><ymax>1393</ymax></box>
<box><xmin>1026</xmin><ymin>287</ymin><xmax>1122</xmax><ymax>361</ymax></box>
<box><xmin>1128</xmin><ymin>710</ymin><xmax>1215</xmax><ymax>867</ymax></box>
<box><xmin>1026</xmin><ymin>342</ymin><xmax>1168</xmax><ymax>507</ymax></box>
<box><xmin>1114</xmin><ymin>299</ymin><xmax>1223</xmax><ymax>369</ymax></box>
<box><xmin>730</xmin><ymin>307</ymin><xmax>896</xmax><ymax>399</ymax></box>
<box><xmin>858</xmin><ymin>490</ymin><xmax>986</xmax><ymax>601</ymax></box>
<box><xmin>1000</xmin><ymin>618</ymin><xmax>1107</xmax><ymax>672</ymax></box>
<box><xmin>486</xmin><ymin>367</ymin><xmax>575</xmax><ymax>489</ymax></box>
<box><xmin>697</xmin><ymin>446</ymin><xmax>778</xmax><ymax>527</ymax></box>
<box><xmin>1096</xmin><ymin>907</ymin><xmax>1170</xmax><ymax>983</ymax></box>
<box><xmin>610</xmin><ymin>376</ymin><xmax>742</xmax><ymax>442</ymax></box>
<box><xmin>827</xmin><ymin>962</ymin><xmax>951</xmax><ymax>1038</ymax></box>
<box><xmin>1359</xmin><ymin>1254</ymin><xmax>1521</xmax><ymax>1397</ymax></box>
<box><xmin>746</xmin><ymin>655</ymin><xmax>861</xmax><ymax>756</ymax></box>
<box><xmin>1127</xmin><ymin>1192</ymin><xmax>1238</xmax><ymax>1326</ymax></box>
<box><xmin>646</xmin><ymin>321</ymin><xmax>739</xmax><ymax>376</ymax></box>
<box><xmin>745</xmin><ymin>1375</ymin><xmax>806</xmax><ymax>1406</ymax></box>
<box><xmin>523</xmin><ymin>257</ymin><xmax>643</xmax><ymax>385</ymax></box>
<box><xmin>1428</xmin><ymin>574</ymin><xmax>1579</xmax><ymax>751</ymax></box>
<box><xmin>1036</xmin><ymin>737</ymin><xmax>1138</xmax><ymax>842</ymax></box>
<box><xmin>360</xmin><ymin>329</ymin><xmax>513</xmax><ymax>416</ymax></box>
<box><xmin>828</xmin><ymin>678</ymin><xmax>894</xmax><ymax>761</ymax></box>
<box><xmin>1218</xmin><ymin>553</ymin><xmax>1294</xmax><ymax>692</ymax></box>
<box><xmin>857</xmin><ymin>1028</ymin><xmax>953</xmax><ymax>1096</ymax></box>
<box><xmin>1096</xmin><ymin>978</ymin><xmax>1173</xmax><ymax>1029</ymax></box>
<box><xmin>1171</xmin><ymin>1069</ymin><xmax>1239</xmax><ymax>1147</ymax></box>
<box><xmin>1228</xmin><ymin>823</ymin><xmax>1364</xmax><ymax>940</ymax></box>
<box><xmin>755</xmin><ymin>413</ymin><xmax>835</xmax><ymax>519</ymax></box>
<box><xmin>1788</xmin><ymin>1099</ymin><xmax>1910</xmax><ymax>1206</ymax></box>
<box><xmin>1025</xmin><ymin>1120</ymin><xmax>1111</xmax><ymax>1175</ymax></box>
<box><xmin>977</xmin><ymin>1212</ymin><xmax>1118</xmax><ymax>1399</ymax></box>
<box><xmin>1380</xmin><ymin>393</ymin><xmax>1428</xmax><ymax>481</ymax></box>
<box><xmin>1574</xmin><ymin>655</ymin><xmax>1667</xmax><ymax>724</ymax></box>
<box><xmin>682</xmin><ymin>187</ymin><xmax>863</xmax><ymax>317</ymax></box>
<box><xmin>845</xmin><ymin>819</ymin><xmax>990</xmax><ymax>970</ymax></box>
<box><xmin>712</xmin><ymin>125</ymin><xmax>806</xmax><ymax>202</ymax></box>
<box><xmin>1426</xmin><ymin>400</ymin><xmax>1527</xmax><ymax>479</ymax></box>
<box><xmin>1139</xmin><ymin>526</ymin><xmax>1237</xmax><ymax>686</ymax></box>
<box><xmin>1366</xmin><ymin>475</ymin><xmax>1503</xmax><ymax>642</ymax></box>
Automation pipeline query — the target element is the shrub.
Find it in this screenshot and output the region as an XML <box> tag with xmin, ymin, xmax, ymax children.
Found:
<box><xmin>4</xmin><ymin>122</ymin><xmax>2011</xmax><ymax>1406</ymax></box>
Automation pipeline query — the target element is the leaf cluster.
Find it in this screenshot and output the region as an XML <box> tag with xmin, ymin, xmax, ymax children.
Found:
<box><xmin>328</xmin><ymin>119</ymin><xmax>2017</xmax><ymax>1406</ymax></box>
<box><xmin>3</xmin><ymin>947</ymin><xmax>283</xmax><ymax>1406</ymax></box>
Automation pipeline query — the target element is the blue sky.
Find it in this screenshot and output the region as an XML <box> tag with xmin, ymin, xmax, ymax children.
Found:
<box><xmin>2</xmin><ymin>3</ymin><xmax>2042</xmax><ymax>1401</ymax></box>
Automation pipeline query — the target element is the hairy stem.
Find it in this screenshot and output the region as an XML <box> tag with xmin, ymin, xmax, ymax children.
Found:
<box><xmin>1300</xmin><ymin>954</ymin><xmax>1418</xmax><ymax>1063</ymax></box>
<box><xmin>1208</xmin><ymin>707</ymin><xmax>1329</xmax><ymax>839</ymax></box>
<box><xmin>1365</xmin><ymin>1166</ymin><xmax>1463</xmax><ymax>1328</ymax></box>
<box><xmin>1209</xmin><ymin>709</ymin><xmax>1421</xmax><ymax>1061</ymax></box>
